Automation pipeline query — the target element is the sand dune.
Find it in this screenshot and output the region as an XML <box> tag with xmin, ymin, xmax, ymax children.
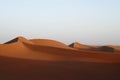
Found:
<box><xmin>0</xmin><ymin>36</ymin><xmax>120</xmax><ymax>80</ymax></box>
<box><xmin>69</xmin><ymin>42</ymin><xmax>118</xmax><ymax>53</ymax></box>
<box><xmin>0</xmin><ymin>36</ymin><xmax>120</xmax><ymax>63</ymax></box>
<box><xmin>69</xmin><ymin>42</ymin><xmax>96</xmax><ymax>49</ymax></box>
<box><xmin>30</xmin><ymin>39</ymin><xmax>72</xmax><ymax>49</ymax></box>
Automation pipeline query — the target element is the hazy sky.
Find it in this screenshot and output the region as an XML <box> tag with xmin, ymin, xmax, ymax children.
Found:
<box><xmin>0</xmin><ymin>0</ymin><xmax>120</xmax><ymax>45</ymax></box>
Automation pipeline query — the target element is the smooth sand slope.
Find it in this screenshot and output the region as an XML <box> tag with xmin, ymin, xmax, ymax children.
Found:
<box><xmin>30</xmin><ymin>39</ymin><xmax>72</xmax><ymax>49</ymax></box>
<box><xmin>0</xmin><ymin>36</ymin><xmax>120</xmax><ymax>80</ymax></box>
<box><xmin>0</xmin><ymin>56</ymin><xmax>120</xmax><ymax>80</ymax></box>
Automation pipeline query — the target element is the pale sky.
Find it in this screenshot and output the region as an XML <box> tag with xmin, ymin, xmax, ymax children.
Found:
<box><xmin>0</xmin><ymin>0</ymin><xmax>120</xmax><ymax>45</ymax></box>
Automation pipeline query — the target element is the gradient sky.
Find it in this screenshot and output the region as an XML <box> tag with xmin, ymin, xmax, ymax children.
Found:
<box><xmin>0</xmin><ymin>0</ymin><xmax>120</xmax><ymax>45</ymax></box>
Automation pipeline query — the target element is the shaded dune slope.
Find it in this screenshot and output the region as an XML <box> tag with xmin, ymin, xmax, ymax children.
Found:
<box><xmin>0</xmin><ymin>56</ymin><xmax>120</xmax><ymax>80</ymax></box>
<box><xmin>4</xmin><ymin>37</ymin><xmax>18</xmax><ymax>44</ymax></box>
<box><xmin>0</xmin><ymin>36</ymin><xmax>120</xmax><ymax>63</ymax></box>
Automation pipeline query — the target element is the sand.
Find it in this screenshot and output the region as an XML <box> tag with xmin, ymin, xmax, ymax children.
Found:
<box><xmin>0</xmin><ymin>36</ymin><xmax>120</xmax><ymax>80</ymax></box>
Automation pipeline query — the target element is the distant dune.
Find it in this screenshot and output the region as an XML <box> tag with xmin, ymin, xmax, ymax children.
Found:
<box><xmin>0</xmin><ymin>36</ymin><xmax>120</xmax><ymax>80</ymax></box>
<box><xmin>69</xmin><ymin>42</ymin><xmax>96</xmax><ymax>49</ymax></box>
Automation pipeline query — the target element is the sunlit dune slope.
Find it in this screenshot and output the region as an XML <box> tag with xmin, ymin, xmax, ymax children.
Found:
<box><xmin>30</xmin><ymin>39</ymin><xmax>72</xmax><ymax>49</ymax></box>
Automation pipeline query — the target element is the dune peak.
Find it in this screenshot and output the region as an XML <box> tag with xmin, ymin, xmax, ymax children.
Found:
<box><xmin>4</xmin><ymin>36</ymin><xmax>29</xmax><ymax>44</ymax></box>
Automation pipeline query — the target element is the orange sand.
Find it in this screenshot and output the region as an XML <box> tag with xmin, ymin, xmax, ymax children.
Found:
<box><xmin>0</xmin><ymin>36</ymin><xmax>120</xmax><ymax>80</ymax></box>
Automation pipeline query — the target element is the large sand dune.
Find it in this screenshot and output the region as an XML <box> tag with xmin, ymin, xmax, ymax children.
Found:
<box><xmin>0</xmin><ymin>36</ymin><xmax>120</xmax><ymax>80</ymax></box>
